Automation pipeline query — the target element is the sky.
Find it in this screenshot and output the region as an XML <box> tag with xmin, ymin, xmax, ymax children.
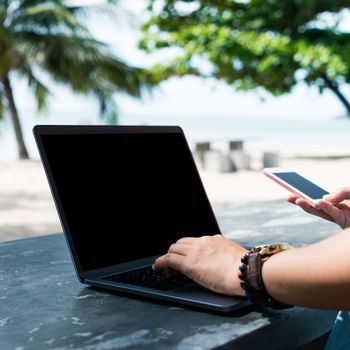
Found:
<box><xmin>11</xmin><ymin>0</ymin><xmax>350</xmax><ymax>124</ymax></box>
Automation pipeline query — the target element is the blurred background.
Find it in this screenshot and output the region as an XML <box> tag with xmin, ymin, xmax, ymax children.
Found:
<box><xmin>1</xmin><ymin>0</ymin><xmax>350</xmax><ymax>242</ymax></box>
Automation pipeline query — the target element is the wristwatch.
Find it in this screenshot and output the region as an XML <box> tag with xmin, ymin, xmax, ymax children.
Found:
<box><xmin>238</xmin><ymin>243</ymin><xmax>293</xmax><ymax>309</ymax></box>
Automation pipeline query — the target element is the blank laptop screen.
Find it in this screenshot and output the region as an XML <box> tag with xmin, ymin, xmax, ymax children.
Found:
<box><xmin>40</xmin><ymin>131</ymin><xmax>220</xmax><ymax>272</ymax></box>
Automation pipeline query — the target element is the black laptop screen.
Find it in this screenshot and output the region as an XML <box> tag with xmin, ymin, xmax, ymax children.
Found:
<box><xmin>40</xmin><ymin>131</ymin><xmax>220</xmax><ymax>272</ymax></box>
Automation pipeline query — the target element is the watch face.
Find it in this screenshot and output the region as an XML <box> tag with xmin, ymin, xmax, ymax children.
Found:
<box><xmin>252</xmin><ymin>243</ymin><xmax>291</xmax><ymax>256</ymax></box>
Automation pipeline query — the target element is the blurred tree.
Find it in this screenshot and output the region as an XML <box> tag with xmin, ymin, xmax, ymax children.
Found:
<box><xmin>0</xmin><ymin>0</ymin><xmax>144</xmax><ymax>159</ymax></box>
<box><xmin>140</xmin><ymin>0</ymin><xmax>350</xmax><ymax>118</ymax></box>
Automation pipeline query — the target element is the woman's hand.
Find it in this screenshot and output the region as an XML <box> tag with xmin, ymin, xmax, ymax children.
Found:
<box><xmin>287</xmin><ymin>187</ymin><xmax>350</xmax><ymax>229</ymax></box>
<box><xmin>153</xmin><ymin>235</ymin><xmax>247</xmax><ymax>297</ymax></box>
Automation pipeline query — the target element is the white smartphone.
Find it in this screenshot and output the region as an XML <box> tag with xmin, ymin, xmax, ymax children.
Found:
<box><xmin>263</xmin><ymin>168</ymin><xmax>329</xmax><ymax>206</ymax></box>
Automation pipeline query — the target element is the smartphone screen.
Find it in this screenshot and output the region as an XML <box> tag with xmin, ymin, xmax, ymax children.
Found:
<box><xmin>272</xmin><ymin>172</ymin><xmax>329</xmax><ymax>199</ymax></box>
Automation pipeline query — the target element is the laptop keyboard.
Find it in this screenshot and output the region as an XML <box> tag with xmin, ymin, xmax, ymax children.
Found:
<box><xmin>103</xmin><ymin>266</ymin><xmax>195</xmax><ymax>291</ymax></box>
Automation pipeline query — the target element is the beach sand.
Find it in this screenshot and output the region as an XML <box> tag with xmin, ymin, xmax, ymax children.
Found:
<box><xmin>1</xmin><ymin>157</ymin><xmax>350</xmax><ymax>243</ymax></box>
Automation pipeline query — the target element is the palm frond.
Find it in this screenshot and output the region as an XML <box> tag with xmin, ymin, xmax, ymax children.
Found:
<box><xmin>16</xmin><ymin>1</ymin><xmax>68</xmax><ymax>11</ymax></box>
<box><xmin>96</xmin><ymin>90</ymin><xmax>118</xmax><ymax>124</ymax></box>
<box><xmin>2</xmin><ymin>0</ymin><xmax>149</xmax><ymax>127</ymax></box>
<box><xmin>11</xmin><ymin>3</ymin><xmax>89</xmax><ymax>36</ymax></box>
<box><xmin>29</xmin><ymin>73</ymin><xmax>50</xmax><ymax>113</ymax></box>
<box><xmin>65</xmin><ymin>0</ymin><xmax>121</xmax><ymax>17</ymax></box>
<box><xmin>11</xmin><ymin>52</ymin><xmax>50</xmax><ymax>113</ymax></box>
<box><xmin>15</xmin><ymin>31</ymin><xmax>143</xmax><ymax>96</ymax></box>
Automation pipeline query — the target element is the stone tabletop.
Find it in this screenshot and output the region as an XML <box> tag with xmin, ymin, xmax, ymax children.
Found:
<box><xmin>0</xmin><ymin>200</ymin><xmax>339</xmax><ymax>350</ymax></box>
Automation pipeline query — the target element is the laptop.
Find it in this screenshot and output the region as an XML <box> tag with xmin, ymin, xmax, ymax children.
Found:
<box><xmin>34</xmin><ymin>125</ymin><xmax>249</xmax><ymax>312</ymax></box>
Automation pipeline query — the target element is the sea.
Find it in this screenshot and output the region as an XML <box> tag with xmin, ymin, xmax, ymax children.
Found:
<box><xmin>1</xmin><ymin>112</ymin><xmax>350</xmax><ymax>160</ymax></box>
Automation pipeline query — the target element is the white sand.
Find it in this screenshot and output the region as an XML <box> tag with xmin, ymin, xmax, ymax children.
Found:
<box><xmin>0</xmin><ymin>160</ymin><xmax>61</xmax><ymax>242</ymax></box>
<box><xmin>1</xmin><ymin>158</ymin><xmax>350</xmax><ymax>242</ymax></box>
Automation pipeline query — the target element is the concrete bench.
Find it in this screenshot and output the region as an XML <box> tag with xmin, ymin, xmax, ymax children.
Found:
<box><xmin>194</xmin><ymin>140</ymin><xmax>252</xmax><ymax>172</ymax></box>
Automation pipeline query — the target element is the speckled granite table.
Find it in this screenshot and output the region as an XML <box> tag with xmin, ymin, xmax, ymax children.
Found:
<box><xmin>0</xmin><ymin>200</ymin><xmax>339</xmax><ymax>350</ymax></box>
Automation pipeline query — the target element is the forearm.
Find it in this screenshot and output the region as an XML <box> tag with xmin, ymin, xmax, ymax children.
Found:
<box><xmin>263</xmin><ymin>228</ymin><xmax>350</xmax><ymax>310</ymax></box>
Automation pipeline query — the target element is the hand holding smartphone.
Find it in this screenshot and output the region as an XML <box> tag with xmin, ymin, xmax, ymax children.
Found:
<box><xmin>263</xmin><ymin>168</ymin><xmax>329</xmax><ymax>208</ymax></box>
<box><xmin>264</xmin><ymin>168</ymin><xmax>350</xmax><ymax>229</ymax></box>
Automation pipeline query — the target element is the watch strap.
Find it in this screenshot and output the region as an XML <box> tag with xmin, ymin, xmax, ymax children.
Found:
<box><xmin>239</xmin><ymin>246</ymin><xmax>293</xmax><ymax>309</ymax></box>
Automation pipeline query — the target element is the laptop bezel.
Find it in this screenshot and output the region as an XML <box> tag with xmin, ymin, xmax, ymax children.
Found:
<box><xmin>33</xmin><ymin>125</ymin><xmax>222</xmax><ymax>282</ymax></box>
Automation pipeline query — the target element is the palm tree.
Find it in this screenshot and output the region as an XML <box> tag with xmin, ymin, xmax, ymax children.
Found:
<box><xmin>0</xmin><ymin>0</ymin><xmax>144</xmax><ymax>159</ymax></box>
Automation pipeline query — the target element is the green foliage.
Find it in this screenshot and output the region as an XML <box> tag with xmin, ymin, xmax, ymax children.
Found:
<box><xmin>0</xmin><ymin>0</ymin><xmax>145</xmax><ymax>123</ymax></box>
<box><xmin>141</xmin><ymin>0</ymin><xmax>350</xmax><ymax>108</ymax></box>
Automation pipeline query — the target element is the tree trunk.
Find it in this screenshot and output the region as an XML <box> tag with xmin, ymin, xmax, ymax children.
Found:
<box><xmin>321</xmin><ymin>73</ymin><xmax>350</xmax><ymax>117</ymax></box>
<box><xmin>2</xmin><ymin>75</ymin><xmax>29</xmax><ymax>159</ymax></box>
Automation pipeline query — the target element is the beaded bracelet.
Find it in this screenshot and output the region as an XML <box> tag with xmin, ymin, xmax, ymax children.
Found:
<box><xmin>238</xmin><ymin>247</ymin><xmax>293</xmax><ymax>309</ymax></box>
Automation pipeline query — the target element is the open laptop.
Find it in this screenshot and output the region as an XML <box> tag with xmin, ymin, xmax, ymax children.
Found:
<box><xmin>34</xmin><ymin>125</ymin><xmax>248</xmax><ymax>312</ymax></box>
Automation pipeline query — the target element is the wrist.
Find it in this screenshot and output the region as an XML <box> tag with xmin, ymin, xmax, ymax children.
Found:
<box><xmin>238</xmin><ymin>244</ymin><xmax>293</xmax><ymax>309</ymax></box>
<box><xmin>261</xmin><ymin>246</ymin><xmax>300</xmax><ymax>305</ymax></box>
<box><xmin>223</xmin><ymin>247</ymin><xmax>248</xmax><ymax>297</ymax></box>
